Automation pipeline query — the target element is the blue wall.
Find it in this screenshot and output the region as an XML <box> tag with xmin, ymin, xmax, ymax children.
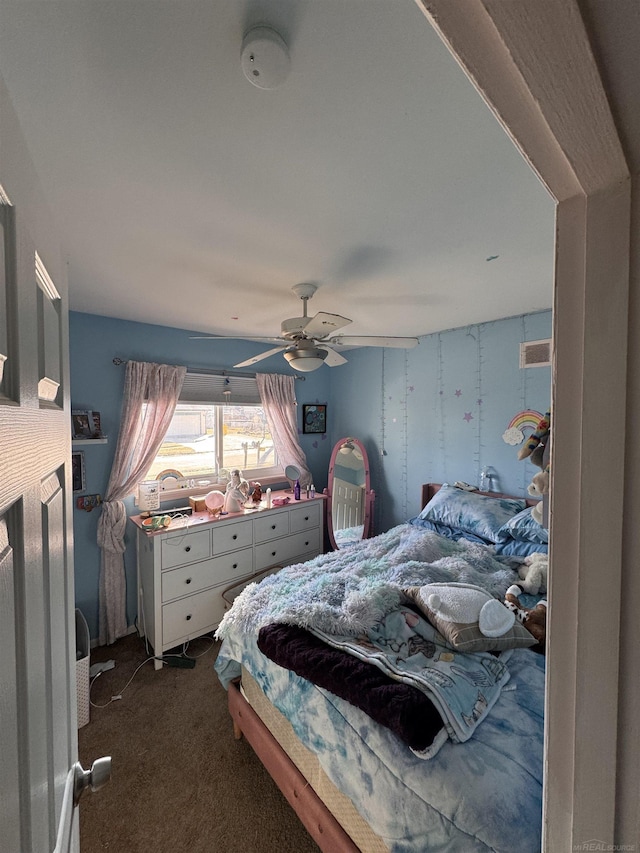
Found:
<box><xmin>328</xmin><ymin>312</ymin><xmax>552</xmax><ymax>535</ymax></box>
<box><xmin>69</xmin><ymin>312</ymin><xmax>331</xmax><ymax>639</ymax></box>
<box><xmin>70</xmin><ymin>309</ymin><xmax>551</xmax><ymax>640</ymax></box>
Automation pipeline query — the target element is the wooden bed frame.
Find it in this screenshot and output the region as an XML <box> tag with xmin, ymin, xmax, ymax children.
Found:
<box><xmin>227</xmin><ymin>483</ymin><xmax>538</xmax><ymax>852</ymax></box>
<box><xmin>228</xmin><ymin>678</ymin><xmax>360</xmax><ymax>852</ymax></box>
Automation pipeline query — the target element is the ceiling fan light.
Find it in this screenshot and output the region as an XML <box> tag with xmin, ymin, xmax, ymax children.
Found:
<box><xmin>284</xmin><ymin>347</ymin><xmax>327</xmax><ymax>372</ymax></box>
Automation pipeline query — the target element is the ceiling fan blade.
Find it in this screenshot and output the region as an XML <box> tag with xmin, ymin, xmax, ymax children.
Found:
<box><xmin>319</xmin><ymin>345</ymin><xmax>348</xmax><ymax>367</ymax></box>
<box><xmin>234</xmin><ymin>345</ymin><xmax>287</xmax><ymax>368</ymax></box>
<box><xmin>304</xmin><ymin>311</ymin><xmax>352</xmax><ymax>338</ymax></box>
<box><xmin>328</xmin><ymin>335</ymin><xmax>419</xmax><ymax>349</ymax></box>
<box><xmin>190</xmin><ymin>335</ymin><xmax>285</xmax><ymax>344</ymax></box>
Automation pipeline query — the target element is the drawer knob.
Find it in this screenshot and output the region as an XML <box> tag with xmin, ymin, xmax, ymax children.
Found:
<box><xmin>271</xmin><ymin>524</ymin><xmax>276</xmax><ymax>530</ymax></box>
<box><xmin>185</xmin><ymin>578</ymin><xmax>192</xmax><ymax>585</ymax></box>
<box><xmin>186</xmin><ymin>614</ymin><xmax>192</xmax><ymax>621</ymax></box>
<box><xmin>304</xmin><ymin>516</ymin><xmax>309</xmax><ymax>521</ymax></box>
<box><xmin>185</xmin><ymin>546</ymin><xmax>191</xmax><ymax>553</ymax></box>
<box><xmin>271</xmin><ymin>551</ymin><xmax>276</xmax><ymax>557</ymax></box>
<box><xmin>305</xmin><ymin>541</ymin><xmax>309</xmax><ymax>547</ymax></box>
<box><xmin>232</xmin><ymin>563</ymin><xmax>238</xmax><ymax>569</ymax></box>
<box><xmin>232</xmin><ymin>534</ymin><xmax>237</xmax><ymax>540</ymax></box>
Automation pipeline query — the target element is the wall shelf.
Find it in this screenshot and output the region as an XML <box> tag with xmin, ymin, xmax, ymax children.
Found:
<box><xmin>72</xmin><ymin>438</ymin><xmax>108</xmax><ymax>446</ymax></box>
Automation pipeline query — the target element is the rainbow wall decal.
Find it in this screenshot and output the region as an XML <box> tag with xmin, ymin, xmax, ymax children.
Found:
<box><xmin>502</xmin><ymin>409</ymin><xmax>544</xmax><ymax>445</ymax></box>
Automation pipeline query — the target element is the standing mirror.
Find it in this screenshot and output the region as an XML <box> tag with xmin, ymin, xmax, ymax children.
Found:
<box><xmin>326</xmin><ymin>437</ymin><xmax>375</xmax><ymax>550</ymax></box>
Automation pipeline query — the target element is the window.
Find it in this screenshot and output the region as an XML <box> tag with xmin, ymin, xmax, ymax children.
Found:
<box><xmin>144</xmin><ymin>373</ymin><xmax>281</xmax><ymax>491</ymax></box>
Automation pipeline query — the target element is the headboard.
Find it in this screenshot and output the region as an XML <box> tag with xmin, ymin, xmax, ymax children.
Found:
<box><xmin>421</xmin><ymin>483</ymin><xmax>537</xmax><ymax>511</ymax></box>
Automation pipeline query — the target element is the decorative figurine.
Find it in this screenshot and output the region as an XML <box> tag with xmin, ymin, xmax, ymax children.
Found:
<box><xmin>224</xmin><ymin>469</ymin><xmax>250</xmax><ymax>513</ymax></box>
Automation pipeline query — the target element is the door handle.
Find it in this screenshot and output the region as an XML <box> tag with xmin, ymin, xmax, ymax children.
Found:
<box><xmin>73</xmin><ymin>757</ymin><xmax>111</xmax><ymax>807</ymax></box>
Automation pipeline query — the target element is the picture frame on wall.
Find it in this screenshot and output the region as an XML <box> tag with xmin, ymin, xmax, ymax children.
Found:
<box><xmin>302</xmin><ymin>404</ymin><xmax>327</xmax><ymax>434</ymax></box>
<box><xmin>72</xmin><ymin>451</ymin><xmax>85</xmax><ymax>492</ymax></box>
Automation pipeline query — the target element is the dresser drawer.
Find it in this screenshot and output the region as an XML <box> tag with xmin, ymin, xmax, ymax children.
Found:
<box><xmin>162</xmin><ymin>588</ymin><xmax>225</xmax><ymax>647</ymax></box>
<box><xmin>211</xmin><ymin>518</ymin><xmax>253</xmax><ymax>554</ymax></box>
<box><xmin>254</xmin><ymin>511</ymin><xmax>289</xmax><ymax>543</ymax></box>
<box><xmin>161</xmin><ymin>529</ymin><xmax>210</xmax><ymax>570</ymax></box>
<box><xmin>209</xmin><ymin>548</ymin><xmax>254</xmax><ymax>586</ymax></box>
<box><xmin>254</xmin><ymin>527</ymin><xmax>321</xmax><ymax>571</ymax></box>
<box><xmin>289</xmin><ymin>502</ymin><xmax>321</xmax><ymax>533</ymax></box>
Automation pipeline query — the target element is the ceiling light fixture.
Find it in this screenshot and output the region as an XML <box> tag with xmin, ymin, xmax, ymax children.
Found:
<box><xmin>283</xmin><ymin>342</ymin><xmax>327</xmax><ymax>372</ymax></box>
<box><xmin>240</xmin><ymin>26</ymin><xmax>291</xmax><ymax>90</ymax></box>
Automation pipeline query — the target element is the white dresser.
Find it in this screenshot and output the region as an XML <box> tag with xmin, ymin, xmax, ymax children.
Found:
<box><xmin>134</xmin><ymin>494</ymin><xmax>324</xmax><ymax>668</ymax></box>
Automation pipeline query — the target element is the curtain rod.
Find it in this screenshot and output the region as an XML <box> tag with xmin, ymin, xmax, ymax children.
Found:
<box><xmin>111</xmin><ymin>358</ymin><xmax>305</xmax><ymax>380</ymax></box>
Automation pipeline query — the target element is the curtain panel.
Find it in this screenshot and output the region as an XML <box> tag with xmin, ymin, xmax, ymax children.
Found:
<box><xmin>97</xmin><ymin>360</ymin><xmax>186</xmax><ymax>645</ymax></box>
<box><xmin>256</xmin><ymin>373</ymin><xmax>312</xmax><ymax>487</ymax></box>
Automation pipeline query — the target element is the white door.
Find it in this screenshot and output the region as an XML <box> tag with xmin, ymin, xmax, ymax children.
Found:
<box><xmin>0</xmin><ymin>187</ymin><xmax>82</xmax><ymax>851</ymax></box>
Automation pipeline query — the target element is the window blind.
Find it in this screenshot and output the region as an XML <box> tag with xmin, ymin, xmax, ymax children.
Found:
<box><xmin>179</xmin><ymin>372</ymin><xmax>261</xmax><ymax>405</ymax></box>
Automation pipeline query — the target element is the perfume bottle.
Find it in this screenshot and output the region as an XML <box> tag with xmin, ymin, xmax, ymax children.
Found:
<box><xmin>294</xmin><ymin>479</ymin><xmax>301</xmax><ymax>500</ymax></box>
<box><xmin>310</xmin><ymin>483</ymin><xmax>315</xmax><ymax>498</ymax></box>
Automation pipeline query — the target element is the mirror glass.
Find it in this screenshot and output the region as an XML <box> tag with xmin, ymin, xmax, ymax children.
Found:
<box><xmin>326</xmin><ymin>437</ymin><xmax>375</xmax><ymax>550</ymax></box>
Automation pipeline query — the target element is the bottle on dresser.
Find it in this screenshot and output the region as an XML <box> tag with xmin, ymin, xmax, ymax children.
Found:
<box><xmin>294</xmin><ymin>479</ymin><xmax>301</xmax><ymax>500</ymax></box>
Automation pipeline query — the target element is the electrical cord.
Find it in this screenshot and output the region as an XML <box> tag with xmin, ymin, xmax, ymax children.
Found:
<box><xmin>88</xmin><ymin>652</ymin><xmax>200</xmax><ymax>709</ymax></box>
<box><xmin>181</xmin><ymin>634</ymin><xmax>216</xmax><ymax>660</ymax></box>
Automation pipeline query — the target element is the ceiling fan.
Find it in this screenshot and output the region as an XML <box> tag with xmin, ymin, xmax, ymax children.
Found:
<box><xmin>190</xmin><ymin>283</ymin><xmax>419</xmax><ymax>372</ymax></box>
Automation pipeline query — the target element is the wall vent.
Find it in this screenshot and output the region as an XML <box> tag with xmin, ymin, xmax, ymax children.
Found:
<box><xmin>520</xmin><ymin>338</ymin><xmax>552</xmax><ymax>368</ymax></box>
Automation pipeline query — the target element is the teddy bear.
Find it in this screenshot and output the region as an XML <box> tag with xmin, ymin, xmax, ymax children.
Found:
<box><xmin>504</xmin><ymin>584</ymin><xmax>547</xmax><ymax>649</ymax></box>
<box><xmin>526</xmin><ymin>467</ymin><xmax>549</xmax><ymax>524</ymax></box>
<box><xmin>517</xmin><ymin>552</ymin><xmax>548</xmax><ymax>595</ymax></box>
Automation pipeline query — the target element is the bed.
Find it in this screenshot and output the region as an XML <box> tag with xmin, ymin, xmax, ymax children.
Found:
<box><xmin>214</xmin><ymin>483</ymin><xmax>547</xmax><ymax>852</ymax></box>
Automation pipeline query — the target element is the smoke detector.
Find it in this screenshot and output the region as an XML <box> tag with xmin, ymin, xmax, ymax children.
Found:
<box><xmin>241</xmin><ymin>27</ymin><xmax>290</xmax><ymax>90</ymax></box>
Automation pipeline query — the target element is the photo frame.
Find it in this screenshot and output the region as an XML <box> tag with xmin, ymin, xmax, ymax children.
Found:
<box><xmin>72</xmin><ymin>409</ymin><xmax>102</xmax><ymax>439</ymax></box>
<box><xmin>72</xmin><ymin>410</ymin><xmax>93</xmax><ymax>439</ymax></box>
<box><xmin>302</xmin><ymin>404</ymin><xmax>327</xmax><ymax>434</ymax></box>
<box><xmin>72</xmin><ymin>451</ymin><xmax>86</xmax><ymax>492</ymax></box>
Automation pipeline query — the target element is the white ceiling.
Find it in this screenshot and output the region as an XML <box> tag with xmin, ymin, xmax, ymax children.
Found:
<box><xmin>0</xmin><ymin>0</ymin><xmax>556</xmax><ymax>344</ymax></box>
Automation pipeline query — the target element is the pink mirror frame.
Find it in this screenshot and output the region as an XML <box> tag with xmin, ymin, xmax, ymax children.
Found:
<box><xmin>325</xmin><ymin>436</ymin><xmax>375</xmax><ymax>550</ymax></box>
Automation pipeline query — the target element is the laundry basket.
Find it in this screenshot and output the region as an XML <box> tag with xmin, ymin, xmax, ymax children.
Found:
<box><xmin>75</xmin><ymin>609</ymin><xmax>90</xmax><ymax>728</ymax></box>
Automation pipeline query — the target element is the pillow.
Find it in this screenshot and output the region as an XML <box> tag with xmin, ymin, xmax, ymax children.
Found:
<box><xmin>494</xmin><ymin>539</ymin><xmax>549</xmax><ymax>558</ymax></box>
<box><xmin>404</xmin><ymin>582</ymin><xmax>537</xmax><ymax>653</ymax></box>
<box><xmin>497</xmin><ymin>506</ymin><xmax>548</xmax><ymax>544</ymax></box>
<box><xmin>415</xmin><ymin>484</ymin><xmax>526</xmax><ymax>544</ymax></box>
<box><xmin>407</xmin><ymin>517</ymin><xmax>490</xmax><ymax>544</ymax></box>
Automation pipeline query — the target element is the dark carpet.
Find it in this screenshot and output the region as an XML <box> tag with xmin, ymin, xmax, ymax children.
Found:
<box><xmin>79</xmin><ymin>632</ymin><xmax>321</xmax><ymax>853</ymax></box>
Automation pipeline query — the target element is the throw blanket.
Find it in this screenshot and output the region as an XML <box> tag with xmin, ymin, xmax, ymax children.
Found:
<box><xmin>310</xmin><ymin>607</ymin><xmax>511</xmax><ymax>754</ymax></box>
<box><xmin>216</xmin><ymin>523</ymin><xmax>518</xmax><ymax>640</ymax></box>
<box><xmin>257</xmin><ymin>622</ymin><xmax>445</xmax><ymax>753</ymax></box>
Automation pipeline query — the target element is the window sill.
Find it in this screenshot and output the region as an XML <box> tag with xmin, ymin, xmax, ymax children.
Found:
<box><xmin>135</xmin><ymin>474</ymin><xmax>289</xmax><ymax>508</ymax></box>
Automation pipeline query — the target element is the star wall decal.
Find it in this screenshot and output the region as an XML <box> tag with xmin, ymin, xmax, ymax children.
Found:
<box><xmin>455</xmin><ymin>389</ymin><xmax>462</xmax><ymax>397</ymax></box>
<box><xmin>463</xmin><ymin>412</ymin><xmax>474</xmax><ymax>422</ymax></box>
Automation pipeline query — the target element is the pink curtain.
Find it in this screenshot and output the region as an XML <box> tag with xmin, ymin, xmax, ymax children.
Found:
<box><xmin>256</xmin><ymin>373</ymin><xmax>312</xmax><ymax>487</ymax></box>
<box><xmin>97</xmin><ymin>361</ymin><xmax>186</xmax><ymax>645</ymax></box>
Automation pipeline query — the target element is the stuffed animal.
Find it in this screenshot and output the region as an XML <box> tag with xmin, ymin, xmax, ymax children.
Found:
<box><xmin>517</xmin><ymin>552</ymin><xmax>548</xmax><ymax>595</ymax></box>
<box><xmin>527</xmin><ymin>467</ymin><xmax>550</xmax><ymax>524</ymax></box>
<box><xmin>518</xmin><ymin>408</ymin><xmax>551</xmax><ymax>525</ymax></box>
<box><xmin>504</xmin><ymin>585</ymin><xmax>547</xmax><ymax>648</ymax></box>
<box><xmin>517</xmin><ymin>411</ymin><xmax>550</xmax><ymax>461</ymax></box>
